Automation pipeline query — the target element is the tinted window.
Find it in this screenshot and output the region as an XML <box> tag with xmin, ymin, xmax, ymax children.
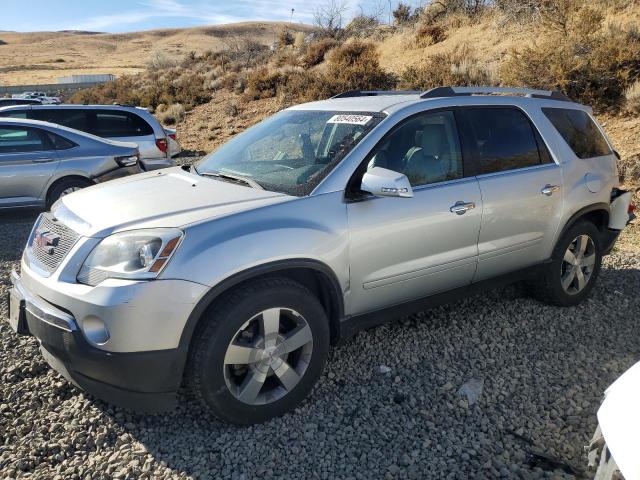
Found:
<box><xmin>367</xmin><ymin>110</ymin><xmax>463</xmax><ymax>186</ymax></box>
<box><xmin>47</xmin><ymin>132</ymin><xmax>76</xmax><ymax>150</ymax></box>
<box><xmin>0</xmin><ymin>127</ymin><xmax>49</xmax><ymax>153</ymax></box>
<box><xmin>0</xmin><ymin>110</ymin><xmax>28</xmax><ymax>119</ymax></box>
<box><xmin>29</xmin><ymin>109</ymin><xmax>90</xmax><ymax>131</ymax></box>
<box><xmin>462</xmin><ymin>107</ymin><xmax>541</xmax><ymax>174</ymax></box>
<box><xmin>94</xmin><ymin>110</ymin><xmax>153</xmax><ymax>137</ymax></box>
<box><xmin>542</xmin><ymin>107</ymin><xmax>611</xmax><ymax>159</ymax></box>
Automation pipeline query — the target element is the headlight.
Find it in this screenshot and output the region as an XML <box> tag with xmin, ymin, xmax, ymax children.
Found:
<box><xmin>77</xmin><ymin>228</ymin><xmax>183</xmax><ymax>286</ymax></box>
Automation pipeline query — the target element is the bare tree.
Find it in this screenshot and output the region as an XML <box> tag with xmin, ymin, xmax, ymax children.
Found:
<box><xmin>313</xmin><ymin>0</ymin><xmax>350</xmax><ymax>37</ymax></box>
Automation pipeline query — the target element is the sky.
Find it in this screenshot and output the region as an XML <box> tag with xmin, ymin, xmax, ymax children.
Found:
<box><xmin>1</xmin><ymin>0</ymin><xmax>424</xmax><ymax>33</ymax></box>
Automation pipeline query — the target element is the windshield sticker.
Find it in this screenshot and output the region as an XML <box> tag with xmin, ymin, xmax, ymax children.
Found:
<box><xmin>327</xmin><ymin>114</ymin><xmax>373</xmax><ymax>125</ymax></box>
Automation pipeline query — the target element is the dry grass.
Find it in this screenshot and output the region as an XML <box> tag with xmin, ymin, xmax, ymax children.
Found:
<box><xmin>625</xmin><ymin>80</ymin><xmax>640</xmax><ymax>115</ymax></box>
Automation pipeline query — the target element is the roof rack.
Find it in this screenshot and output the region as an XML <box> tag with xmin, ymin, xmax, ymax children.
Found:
<box><xmin>331</xmin><ymin>90</ymin><xmax>421</xmax><ymax>99</ymax></box>
<box><xmin>420</xmin><ymin>86</ymin><xmax>571</xmax><ymax>102</ymax></box>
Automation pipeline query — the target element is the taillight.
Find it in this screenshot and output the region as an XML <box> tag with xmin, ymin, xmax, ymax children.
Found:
<box><xmin>630</xmin><ymin>203</ymin><xmax>637</xmax><ymax>215</ymax></box>
<box><xmin>167</xmin><ymin>133</ymin><xmax>176</xmax><ymax>140</ymax></box>
<box><xmin>156</xmin><ymin>138</ymin><xmax>168</xmax><ymax>153</ymax></box>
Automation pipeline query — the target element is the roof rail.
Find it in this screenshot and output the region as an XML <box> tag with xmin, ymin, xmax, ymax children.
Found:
<box><xmin>420</xmin><ymin>86</ymin><xmax>571</xmax><ymax>102</ymax></box>
<box><xmin>331</xmin><ymin>90</ymin><xmax>421</xmax><ymax>99</ymax></box>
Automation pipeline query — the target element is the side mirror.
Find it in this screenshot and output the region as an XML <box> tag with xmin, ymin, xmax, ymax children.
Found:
<box><xmin>361</xmin><ymin>167</ymin><xmax>413</xmax><ymax>198</ymax></box>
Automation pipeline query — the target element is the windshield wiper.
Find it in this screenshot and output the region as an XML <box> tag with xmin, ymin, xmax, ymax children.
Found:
<box><xmin>200</xmin><ymin>171</ymin><xmax>264</xmax><ymax>190</ymax></box>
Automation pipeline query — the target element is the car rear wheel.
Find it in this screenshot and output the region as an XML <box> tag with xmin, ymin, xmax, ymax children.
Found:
<box><xmin>187</xmin><ymin>277</ymin><xmax>330</xmax><ymax>424</ymax></box>
<box><xmin>47</xmin><ymin>177</ymin><xmax>92</xmax><ymax>208</ymax></box>
<box><xmin>527</xmin><ymin>220</ymin><xmax>602</xmax><ymax>306</ymax></box>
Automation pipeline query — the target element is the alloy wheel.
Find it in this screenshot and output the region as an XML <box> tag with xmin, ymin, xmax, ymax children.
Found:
<box><xmin>223</xmin><ymin>307</ymin><xmax>313</xmax><ymax>405</ymax></box>
<box><xmin>60</xmin><ymin>186</ymin><xmax>82</xmax><ymax>197</ymax></box>
<box><xmin>561</xmin><ymin>234</ymin><xmax>596</xmax><ymax>295</ymax></box>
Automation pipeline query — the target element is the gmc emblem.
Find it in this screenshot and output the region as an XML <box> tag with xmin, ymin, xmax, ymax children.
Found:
<box><xmin>34</xmin><ymin>230</ymin><xmax>60</xmax><ymax>254</ymax></box>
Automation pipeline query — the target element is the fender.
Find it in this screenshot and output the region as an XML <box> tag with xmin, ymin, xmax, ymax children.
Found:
<box><xmin>558</xmin><ymin>202</ymin><xmax>610</xmax><ymax>240</ymax></box>
<box><xmin>175</xmin><ymin>258</ymin><xmax>345</xmax><ymax>368</ymax></box>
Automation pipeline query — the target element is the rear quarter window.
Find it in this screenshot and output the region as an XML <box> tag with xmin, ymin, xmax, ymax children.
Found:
<box><xmin>94</xmin><ymin>110</ymin><xmax>154</xmax><ymax>137</ymax></box>
<box><xmin>542</xmin><ymin>107</ymin><xmax>611</xmax><ymax>159</ymax></box>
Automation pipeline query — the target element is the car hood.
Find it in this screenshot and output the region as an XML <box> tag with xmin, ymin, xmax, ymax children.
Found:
<box><xmin>596</xmin><ymin>360</ymin><xmax>640</xmax><ymax>480</ymax></box>
<box><xmin>54</xmin><ymin>167</ymin><xmax>292</xmax><ymax>237</ymax></box>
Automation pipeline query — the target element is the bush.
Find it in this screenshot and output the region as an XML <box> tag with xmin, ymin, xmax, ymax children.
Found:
<box><xmin>415</xmin><ymin>23</ymin><xmax>447</xmax><ymax>46</ymax></box>
<box><xmin>625</xmin><ymin>80</ymin><xmax>640</xmax><ymax>115</ymax></box>
<box><xmin>301</xmin><ymin>38</ymin><xmax>339</xmax><ymax>68</ymax></box>
<box><xmin>393</xmin><ymin>3</ymin><xmax>413</xmax><ymax>24</ymax></box>
<box><xmin>500</xmin><ymin>4</ymin><xmax>640</xmax><ymax>110</ymax></box>
<box><xmin>345</xmin><ymin>15</ymin><xmax>380</xmax><ymax>38</ymax></box>
<box><xmin>244</xmin><ymin>68</ymin><xmax>286</xmax><ymax>100</ymax></box>
<box><xmin>158</xmin><ymin>103</ymin><xmax>186</xmax><ymax>125</ymax></box>
<box><xmin>400</xmin><ymin>45</ymin><xmax>492</xmax><ymax>89</ymax></box>
<box><xmin>324</xmin><ymin>41</ymin><xmax>397</xmax><ymax>93</ymax></box>
<box><xmin>147</xmin><ymin>49</ymin><xmax>179</xmax><ymax>70</ymax></box>
<box><xmin>0</xmin><ymin>39</ymin><xmax>7</xmax><ymax>46</ymax></box>
<box><xmin>278</xmin><ymin>29</ymin><xmax>294</xmax><ymax>48</ymax></box>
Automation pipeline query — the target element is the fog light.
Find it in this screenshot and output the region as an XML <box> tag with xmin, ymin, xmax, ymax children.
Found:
<box><xmin>83</xmin><ymin>316</ymin><xmax>110</xmax><ymax>345</ymax></box>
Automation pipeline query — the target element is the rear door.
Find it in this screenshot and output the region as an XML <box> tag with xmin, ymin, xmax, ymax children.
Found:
<box><xmin>346</xmin><ymin>109</ymin><xmax>482</xmax><ymax>314</ymax></box>
<box><xmin>93</xmin><ymin>109</ymin><xmax>160</xmax><ymax>159</ymax></box>
<box><xmin>0</xmin><ymin>126</ymin><xmax>59</xmax><ymax>206</ymax></box>
<box><xmin>459</xmin><ymin>106</ymin><xmax>563</xmax><ymax>281</ymax></box>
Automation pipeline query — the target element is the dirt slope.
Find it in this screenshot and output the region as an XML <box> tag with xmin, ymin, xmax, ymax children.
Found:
<box><xmin>0</xmin><ymin>22</ymin><xmax>313</xmax><ymax>85</ymax></box>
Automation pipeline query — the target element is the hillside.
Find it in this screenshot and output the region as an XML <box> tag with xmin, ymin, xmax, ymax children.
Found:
<box><xmin>0</xmin><ymin>22</ymin><xmax>314</xmax><ymax>85</ymax></box>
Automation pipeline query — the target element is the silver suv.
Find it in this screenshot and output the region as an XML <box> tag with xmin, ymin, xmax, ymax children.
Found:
<box><xmin>0</xmin><ymin>104</ymin><xmax>180</xmax><ymax>171</ymax></box>
<box><xmin>7</xmin><ymin>87</ymin><xmax>635</xmax><ymax>424</ymax></box>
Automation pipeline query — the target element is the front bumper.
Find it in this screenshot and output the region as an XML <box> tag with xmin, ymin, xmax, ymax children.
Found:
<box><xmin>7</xmin><ymin>266</ymin><xmax>206</xmax><ymax>412</ymax></box>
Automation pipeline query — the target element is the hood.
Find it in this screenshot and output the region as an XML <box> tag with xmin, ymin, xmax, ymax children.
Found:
<box><xmin>55</xmin><ymin>167</ymin><xmax>292</xmax><ymax>237</ymax></box>
<box><xmin>596</xmin><ymin>360</ymin><xmax>640</xmax><ymax>480</ymax></box>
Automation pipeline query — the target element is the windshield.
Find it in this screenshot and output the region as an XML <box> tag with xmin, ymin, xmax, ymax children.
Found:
<box><xmin>196</xmin><ymin>110</ymin><xmax>384</xmax><ymax>196</ymax></box>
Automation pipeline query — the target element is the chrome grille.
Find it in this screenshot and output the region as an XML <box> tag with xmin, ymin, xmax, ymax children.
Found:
<box><xmin>29</xmin><ymin>213</ymin><xmax>79</xmax><ymax>273</ymax></box>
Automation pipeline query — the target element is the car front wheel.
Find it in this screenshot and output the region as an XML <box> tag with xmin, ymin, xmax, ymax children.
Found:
<box><xmin>187</xmin><ymin>277</ymin><xmax>330</xmax><ymax>424</ymax></box>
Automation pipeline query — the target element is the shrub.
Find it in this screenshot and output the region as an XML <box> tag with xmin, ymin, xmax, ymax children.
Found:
<box><xmin>294</xmin><ymin>31</ymin><xmax>307</xmax><ymax>50</ymax></box>
<box><xmin>345</xmin><ymin>15</ymin><xmax>380</xmax><ymax>38</ymax></box>
<box><xmin>400</xmin><ymin>45</ymin><xmax>492</xmax><ymax>89</ymax></box>
<box><xmin>147</xmin><ymin>49</ymin><xmax>179</xmax><ymax>70</ymax></box>
<box><xmin>278</xmin><ymin>29</ymin><xmax>294</xmax><ymax>48</ymax></box>
<box><xmin>158</xmin><ymin>103</ymin><xmax>186</xmax><ymax>125</ymax></box>
<box><xmin>618</xmin><ymin>154</ymin><xmax>640</xmax><ymax>186</ymax></box>
<box><xmin>324</xmin><ymin>41</ymin><xmax>397</xmax><ymax>94</ymax></box>
<box><xmin>393</xmin><ymin>3</ymin><xmax>413</xmax><ymax>24</ymax></box>
<box><xmin>0</xmin><ymin>39</ymin><xmax>7</xmax><ymax>46</ymax></box>
<box><xmin>415</xmin><ymin>23</ymin><xmax>447</xmax><ymax>46</ymax></box>
<box><xmin>301</xmin><ymin>38</ymin><xmax>339</xmax><ymax>68</ymax></box>
<box><xmin>625</xmin><ymin>80</ymin><xmax>640</xmax><ymax>115</ymax></box>
<box><xmin>500</xmin><ymin>5</ymin><xmax>640</xmax><ymax>109</ymax></box>
<box><xmin>244</xmin><ymin>68</ymin><xmax>286</xmax><ymax>100</ymax></box>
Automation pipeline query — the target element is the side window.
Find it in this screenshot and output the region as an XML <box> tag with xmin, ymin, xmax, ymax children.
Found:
<box><xmin>30</xmin><ymin>109</ymin><xmax>90</xmax><ymax>132</ymax></box>
<box><xmin>94</xmin><ymin>110</ymin><xmax>153</xmax><ymax>137</ymax></box>
<box><xmin>0</xmin><ymin>110</ymin><xmax>27</xmax><ymax>119</ymax></box>
<box><xmin>367</xmin><ymin>110</ymin><xmax>463</xmax><ymax>186</ymax></box>
<box><xmin>0</xmin><ymin>127</ymin><xmax>50</xmax><ymax>154</ymax></box>
<box><xmin>542</xmin><ymin>107</ymin><xmax>611</xmax><ymax>159</ymax></box>
<box><xmin>46</xmin><ymin>132</ymin><xmax>77</xmax><ymax>150</ymax></box>
<box><xmin>462</xmin><ymin>107</ymin><xmax>542</xmax><ymax>175</ymax></box>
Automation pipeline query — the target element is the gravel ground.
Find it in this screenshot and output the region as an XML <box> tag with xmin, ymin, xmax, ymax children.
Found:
<box><xmin>1</xmin><ymin>209</ymin><xmax>639</xmax><ymax>480</ymax></box>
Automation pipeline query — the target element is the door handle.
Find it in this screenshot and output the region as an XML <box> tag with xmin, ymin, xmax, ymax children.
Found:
<box><xmin>450</xmin><ymin>201</ymin><xmax>476</xmax><ymax>215</ymax></box>
<box><xmin>32</xmin><ymin>157</ymin><xmax>55</xmax><ymax>163</ymax></box>
<box><xmin>541</xmin><ymin>184</ymin><xmax>560</xmax><ymax>196</ymax></box>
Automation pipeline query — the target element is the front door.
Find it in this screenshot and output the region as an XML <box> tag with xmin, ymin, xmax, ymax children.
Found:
<box><xmin>0</xmin><ymin>125</ymin><xmax>59</xmax><ymax>207</ymax></box>
<box><xmin>346</xmin><ymin>110</ymin><xmax>482</xmax><ymax>315</ymax></box>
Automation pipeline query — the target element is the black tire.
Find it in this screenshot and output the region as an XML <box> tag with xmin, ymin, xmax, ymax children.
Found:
<box><xmin>47</xmin><ymin>177</ymin><xmax>92</xmax><ymax>208</ymax></box>
<box><xmin>527</xmin><ymin>220</ymin><xmax>603</xmax><ymax>307</ymax></box>
<box><xmin>187</xmin><ymin>277</ymin><xmax>330</xmax><ymax>425</ymax></box>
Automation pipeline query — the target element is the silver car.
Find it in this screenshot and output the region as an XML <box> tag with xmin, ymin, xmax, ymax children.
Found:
<box><xmin>0</xmin><ymin>104</ymin><xmax>180</xmax><ymax>171</ymax></box>
<box><xmin>0</xmin><ymin>118</ymin><xmax>140</xmax><ymax>209</ymax></box>
<box><xmin>7</xmin><ymin>87</ymin><xmax>635</xmax><ymax>424</ymax></box>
